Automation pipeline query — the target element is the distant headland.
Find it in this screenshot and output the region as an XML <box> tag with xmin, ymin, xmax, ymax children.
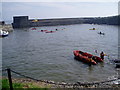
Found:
<box><xmin>12</xmin><ymin>15</ymin><xmax>120</xmax><ymax>28</ymax></box>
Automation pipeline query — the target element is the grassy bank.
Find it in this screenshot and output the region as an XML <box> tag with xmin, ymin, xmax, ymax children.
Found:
<box><xmin>1</xmin><ymin>77</ymin><xmax>120</xmax><ymax>89</ymax></box>
<box><xmin>1</xmin><ymin>78</ymin><xmax>51</xmax><ymax>89</ymax></box>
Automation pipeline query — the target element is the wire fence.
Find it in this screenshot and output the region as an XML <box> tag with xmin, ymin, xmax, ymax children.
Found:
<box><xmin>2</xmin><ymin>68</ymin><xmax>120</xmax><ymax>89</ymax></box>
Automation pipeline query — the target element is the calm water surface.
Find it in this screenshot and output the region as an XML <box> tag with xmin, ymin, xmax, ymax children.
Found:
<box><xmin>2</xmin><ymin>24</ymin><xmax>118</xmax><ymax>83</ymax></box>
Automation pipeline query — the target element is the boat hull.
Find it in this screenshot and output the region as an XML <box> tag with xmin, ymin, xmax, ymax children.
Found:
<box><xmin>80</xmin><ymin>51</ymin><xmax>103</xmax><ymax>62</ymax></box>
<box><xmin>73</xmin><ymin>50</ymin><xmax>97</xmax><ymax>65</ymax></box>
<box><xmin>1</xmin><ymin>34</ymin><xmax>8</xmax><ymax>37</ymax></box>
<box><xmin>0</xmin><ymin>30</ymin><xmax>9</xmax><ymax>37</ymax></box>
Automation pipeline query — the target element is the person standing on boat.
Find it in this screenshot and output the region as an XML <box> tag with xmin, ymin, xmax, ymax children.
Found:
<box><xmin>100</xmin><ymin>51</ymin><xmax>104</xmax><ymax>60</ymax></box>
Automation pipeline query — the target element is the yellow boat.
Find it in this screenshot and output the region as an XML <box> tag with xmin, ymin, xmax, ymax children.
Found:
<box><xmin>89</xmin><ymin>28</ymin><xmax>96</xmax><ymax>30</ymax></box>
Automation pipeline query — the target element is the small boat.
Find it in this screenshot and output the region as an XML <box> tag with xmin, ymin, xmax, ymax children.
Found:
<box><xmin>45</xmin><ymin>31</ymin><xmax>56</xmax><ymax>33</ymax></box>
<box><xmin>0</xmin><ymin>30</ymin><xmax>9</xmax><ymax>37</ymax></box>
<box><xmin>73</xmin><ymin>50</ymin><xmax>97</xmax><ymax>65</ymax></box>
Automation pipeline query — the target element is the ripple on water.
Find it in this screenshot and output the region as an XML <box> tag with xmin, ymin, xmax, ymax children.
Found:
<box><xmin>2</xmin><ymin>24</ymin><xmax>118</xmax><ymax>83</ymax></box>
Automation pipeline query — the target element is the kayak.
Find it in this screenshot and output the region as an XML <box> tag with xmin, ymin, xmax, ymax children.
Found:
<box><xmin>41</xmin><ymin>30</ymin><xmax>48</xmax><ymax>32</ymax></box>
<box><xmin>73</xmin><ymin>50</ymin><xmax>97</xmax><ymax>65</ymax></box>
<box><xmin>98</xmin><ymin>32</ymin><xmax>105</xmax><ymax>35</ymax></box>
<box><xmin>31</xmin><ymin>27</ymin><xmax>36</xmax><ymax>30</ymax></box>
<box><xmin>89</xmin><ymin>28</ymin><xmax>96</xmax><ymax>30</ymax></box>
<box><xmin>45</xmin><ymin>31</ymin><xmax>56</xmax><ymax>33</ymax></box>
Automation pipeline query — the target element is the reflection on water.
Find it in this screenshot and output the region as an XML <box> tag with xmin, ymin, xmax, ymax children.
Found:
<box><xmin>2</xmin><ymin>24</ymin><xmax>118</xmax><ymax>83</ymax></box>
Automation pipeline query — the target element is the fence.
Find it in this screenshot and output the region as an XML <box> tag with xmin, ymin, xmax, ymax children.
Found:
<box><xmin>2</xmin><ymin>68</ymin><xmax>120</xmax><ymax>89</ymax></box>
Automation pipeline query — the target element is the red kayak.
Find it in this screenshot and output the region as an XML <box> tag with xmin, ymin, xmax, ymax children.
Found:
<box><xmin>41</xmin><ymin>30</ymin><xmax>48</xmax><ymax>32</ymax></box>
<box><xmin>31</xmin><ymin>27</ymin><xmax>36</xmax><ymax>30</ymax></box>
<box><xmin>73</xmin><ymin>50</ymin><xmax>97</xmax><ymax>65</ymax></box>
<box><xmin>45</xmin><ymin>31</ymin><xmax>56</xmax><ymax>33</ymax></box>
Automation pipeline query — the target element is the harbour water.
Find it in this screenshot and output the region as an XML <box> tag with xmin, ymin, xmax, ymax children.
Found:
<box><xmin>2</xmin><ymin>24</ymin><xmax>118</xmax><ymax>83</ymax></box>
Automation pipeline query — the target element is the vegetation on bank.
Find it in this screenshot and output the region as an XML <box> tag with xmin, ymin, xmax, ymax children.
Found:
<box><xmin>83</xmin><ymin>15</ymin><xmax>120</xmax><ymax>25</ymax></box>
<box><xmin>1</xmin><ymin>78</ymin><xmax>51</xmax><ymax>89</ymax></box>
<box><xmin>1</xmin><ymin>77</ymin><xmax>120</xmax><ymax>89</ymax></box>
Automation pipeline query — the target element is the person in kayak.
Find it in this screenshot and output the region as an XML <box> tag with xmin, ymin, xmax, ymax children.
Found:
<box><xmin>100</xmin><ymin>51</ymin><xmax>104</xmax><ymax>60</ymax></box>
<box><xmin>93</xmin><ymin>28</ymin><xmax>95</xmax><ymax>30</ymax></box>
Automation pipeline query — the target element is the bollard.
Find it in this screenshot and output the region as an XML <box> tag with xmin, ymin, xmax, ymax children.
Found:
<box><xmin>7</xmin><ymin>68</ymin><xmax>13</xmax><ymax>90</ymax></box>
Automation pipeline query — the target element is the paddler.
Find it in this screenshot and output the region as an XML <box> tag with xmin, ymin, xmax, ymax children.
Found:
<box><xmin>93</xmin><ymin>28</ymin><xmax>95</xmax><ymax>30</ymax></box>
<box><xmin>100</xmin><ymin>51</ymin><xmax>104</xmax><ymax>60</ymax></box>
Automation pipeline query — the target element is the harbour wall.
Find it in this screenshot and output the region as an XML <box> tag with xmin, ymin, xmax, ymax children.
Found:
<box><xmin>12</xmin><ymin>16</ymin><xmax>83</xmax><ymax>28</ymax></box>
<box><xmin>29</xmin><ymin>18</ymin><xmax>83</xmax><ymax>27</ymax></box>
<box><xmin>12</xmin><ymin>15</ymin><xmax>119</xmax><ymax>28</ymax></box>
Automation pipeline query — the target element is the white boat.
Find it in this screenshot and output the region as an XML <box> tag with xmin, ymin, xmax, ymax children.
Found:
<box><xmin>0</xmin><ymin>30</ymin><xmax>9</xmax><ymax>37</ymax></box>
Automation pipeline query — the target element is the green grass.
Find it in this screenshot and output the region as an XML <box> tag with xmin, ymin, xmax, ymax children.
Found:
<box><xmin>2</xmin><ymin>78</ymin><xmax>23</xmax><ymax>88</ymax></box>
<box><xmin>1</xmin><ymin>78</ymin><xmax>49</xmax><ymax>89</ymax></box>
<box><xmin>2</xmin><ymin>79</ymin><xmax>10</xmax><ymax>88</ymax></box>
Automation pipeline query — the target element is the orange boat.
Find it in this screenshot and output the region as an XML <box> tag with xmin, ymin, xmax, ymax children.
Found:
<box><xmin>78</xmin><ymin>51</ymin><xmax>103</xmax><ymax>62</ymax></box>
<box><xmin>73</xmin><ymin>50</ymin><xmax>100</xmax><ymax>65</ymax></box>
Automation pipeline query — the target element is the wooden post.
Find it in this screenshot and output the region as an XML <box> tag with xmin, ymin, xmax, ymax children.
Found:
<box><xmin>7</xmin><ymin>68</ymin><xmax>13</xmax><ymax>90</ymax></box>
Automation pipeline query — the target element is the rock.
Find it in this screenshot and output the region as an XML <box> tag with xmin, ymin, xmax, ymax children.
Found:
<box><xmin>116</xmin><ymin>63</ymin><xmax>120</xmax><ymax>68</ymax></box>
<box><xmin>0</xmin><ymin>24</ymin><xmax>14</xmax><ymax>32</ymax></box>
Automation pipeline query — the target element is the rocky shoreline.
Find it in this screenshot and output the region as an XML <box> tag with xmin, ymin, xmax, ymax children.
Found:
<box><xmin>0</xmin><ymin>24</ymin><xmax>14</xmax><ymax>32</ymax></box>
<box><xmin>1</xmin><ymin>77</ymin><xmax>120</xmax><ymax>89</ymax></box>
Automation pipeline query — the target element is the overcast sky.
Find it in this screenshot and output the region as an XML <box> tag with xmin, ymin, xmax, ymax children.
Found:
<box><xmin>2</xmin><ymin>0</ymin><xmax>120</xmax><ymax>2</ymax></box>
<box><xmin>1</xmin><ymin>0</ymin><xmax>119</xmax><ymax>21</ymax></box>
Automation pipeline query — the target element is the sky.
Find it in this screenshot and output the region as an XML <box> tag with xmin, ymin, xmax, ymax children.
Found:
<box><xmin>1</xmin><ymin>0</ymin><xmax>120</xmax><ymax>2</ymax></box>
<box><xmin>1</xmin><ymin>0</ymin><xmax>119</xmax><ymax>21</ymax></box>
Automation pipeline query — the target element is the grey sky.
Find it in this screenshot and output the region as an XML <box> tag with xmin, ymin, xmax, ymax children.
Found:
<box><xmin>1</xmin><ymin>1</ymin><xmax>119</xmax><ymax>21</ymax></box>
<box><xmin>2</xmin><ymin>0</ymin><xmax>120</xmax><ymax>2</ymax></box>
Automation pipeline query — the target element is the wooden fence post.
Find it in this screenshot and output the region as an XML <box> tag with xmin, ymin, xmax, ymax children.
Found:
<box><xmin>7</xmin><ymin>68</ymin><xmax>13</xmax><ymax>90</ymax></box>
